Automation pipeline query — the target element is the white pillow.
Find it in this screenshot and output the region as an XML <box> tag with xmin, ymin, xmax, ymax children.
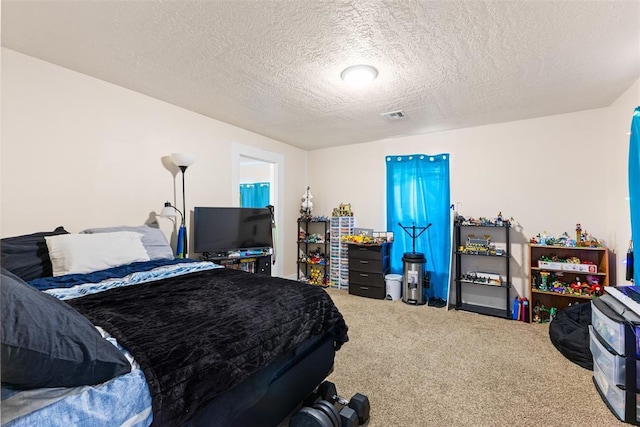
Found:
<box><xmin>80</xmin><ymin>224</ymin><xmax>174</xmax><ymax>260</ymax></box>
<box><xmin>45</xmin><ymin>232</ymin><xmax>151</xmax><ymax>276</ymax></box>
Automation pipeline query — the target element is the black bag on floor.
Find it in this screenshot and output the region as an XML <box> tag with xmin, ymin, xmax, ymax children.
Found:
<box><xmin>549</xmin><ymin>302</ymin><xmax>593</xmax><ymax>370</ymax></box>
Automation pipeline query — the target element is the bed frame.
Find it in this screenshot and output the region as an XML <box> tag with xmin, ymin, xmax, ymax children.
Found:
<box><xmin>188</xmin><ymin>333</ymin><xmax>336</xmax><ymax>426</ymax></box>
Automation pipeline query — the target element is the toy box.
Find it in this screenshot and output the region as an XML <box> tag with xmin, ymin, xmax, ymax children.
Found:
<box><xmin>538</xmin><ymin>261</ymin><xmax>564</xmax><ymax>270</ymax></box>
<box><xmin>563</xmin><ymin>263</ymin><xmax>598</xmax><ymax>273</ymax></box>
<box><xmin>537</xmin><ymin>260</ymin><xmax>597</xmax><ymax>273</ymax></box>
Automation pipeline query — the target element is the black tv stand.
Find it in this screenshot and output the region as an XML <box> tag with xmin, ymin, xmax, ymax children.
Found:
<box><xmin>200</xmin><ymin>249</ymin><xmax>272</xmax><ymax>276</ymax></box>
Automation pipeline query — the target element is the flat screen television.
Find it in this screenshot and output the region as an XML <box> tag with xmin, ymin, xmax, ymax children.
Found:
<box><xmin>193</xmin><ymin>207</ymin><xmax>272</xmax><ymax>255</ymax></box>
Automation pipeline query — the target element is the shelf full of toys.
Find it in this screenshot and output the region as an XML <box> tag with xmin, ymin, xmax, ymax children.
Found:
<box><xmin>297</xmin><ymin>219</ymin><xmax>330</xmax><ymax>286</ymax></box>
<box><xmin>453</xmin><ymin>212</ymin><xmax>512</xmax><ymax>319</ymax></box>
<box><xmin>528</xmin><ymin>224</ymin><xmax>610</xmax><ymax>324</ymax></box>
<box><xmin>330</xmin><ymin>203</ymin><xmax>355</xmax><ymax>290</ymax></box>
<box><xmin>297</xmin><ymin>187</ymin><xmax>331</xmax><ymax>287</ymax></box>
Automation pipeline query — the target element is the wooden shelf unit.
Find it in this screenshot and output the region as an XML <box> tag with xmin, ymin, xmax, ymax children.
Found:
<box><xmin>528</xmin><ymin>244</ymin><xmax>610</xmax><ymax>323</ymax></box>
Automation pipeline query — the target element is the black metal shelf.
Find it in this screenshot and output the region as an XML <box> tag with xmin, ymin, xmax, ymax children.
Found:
<box><xmin>297</xmin><ymin>219</ymin><xmax>330</xmax><ymax>283</ymax></box>
<box><xmin>457</xmin><ymin>303</ymin><xmax>509</xmax><ymax>319</ymax></box>
<box><xmin>454</xmin><ymin>220</ymin><xmax>511</xmax><ymax>319</ymax></box>
<box><xmin>456</xmin><ymin>278</ymin><xmax>510</xmax><ymax>288</ymax></box>
<box><xmin>455</xmin><ymin>251</ymin><xmax>509</xmax><ymax>258</ymax></box>
<box><xmin>454</xmin><ymin>222</ymin><xmax>511</xmax><ymax>228</ymax></box>
<box><xmin>297</xmin><ymin>261</ymin><xmax>329</xmax><ymax>266</ymax></box>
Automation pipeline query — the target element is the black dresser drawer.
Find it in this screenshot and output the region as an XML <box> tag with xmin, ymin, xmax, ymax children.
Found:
<box><xmin>348</xmin><ymin>258</ymin><xmax>383</xmax><ymax>273</ymax></box>
<box><xmin>348</xmin><ymin>245</ymin><xmax>383</xmax><ymax>261</ymax></box>
<box><xmin>349</xmin><ymin>283</ymin><xmax>386</xmax><ymax>299</ymax></box>
<box><xmin>349</xmin><ymin>271</ymin><xmax>385</xmax><ymax>288</ymax></box>
<box><xmin>347</xmin><ymin>242</ymin><xmax>391</xmax><ymax>300</ymax></box>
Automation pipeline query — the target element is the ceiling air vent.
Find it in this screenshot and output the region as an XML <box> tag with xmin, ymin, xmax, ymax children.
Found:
<box><xmin>381</xmin><ymin>110</ymin><xmax>407</xmax><ymax>121</ymax></box>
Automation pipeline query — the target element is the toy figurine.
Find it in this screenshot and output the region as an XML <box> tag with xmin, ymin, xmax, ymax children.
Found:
<box><xmin>539</xmin><ymin>271</ymin><xmax>550</xmax><ymax>291</ymax></box>
<box><xmin>307</xmin><ymin>233</ymin><xmax>323</xmax><ymax>243</ymax></box>
<box><xmin>331</xmin><ymin>203</ymin><xmax>353</xmax><ymax>217</ymax></box>
<box><xmin>570</xmin><ymin>277</ymin><xmax>583</xmax><ymax>295</ymax></box>
<box><xmin>590</xmin><ymin>282</ymin><xmax>603</xmax><ymax>296</ymax></box>
<box><xmin>300</xmin><ymin>187</ymin><xmax>313</xmax><ymax>216</ymax></box>
<box><xmin>576</xmin><ymin>224</ymin><xmax>582</xmax><ymax>245</ymax></box>
<box><xmin>540</xmin><ymin>231</ymin><xmax>548</xmax><ymax>245</ymax></box>
<box><xmin>307</xmin><ymin>248</ymin><xmax>326</xmax><ymax>265</ymax></box>
<box><xmin>550</xmin><ymin>282</ymin><xmax>566</xmax><ymax>294</ymax></box>
<box><xmin>533</xmin><ymin>302</ymin><xmax>541</xmax><ymax>323</ymax></box>
<box><xmin>586</xmin><ymin>275</ymin><xmax>603</xmax><ymax>295</ymax></box>
<box><xmin>309</xmin><ymin>266</ymin><xmax>324</xmax><ymax>286</ymax></box>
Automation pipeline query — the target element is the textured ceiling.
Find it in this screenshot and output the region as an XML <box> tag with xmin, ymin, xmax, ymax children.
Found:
<box><xmin>2</xmin><ymin>0</ymin><xmax>640</xmax><ymax>151</ymax></box>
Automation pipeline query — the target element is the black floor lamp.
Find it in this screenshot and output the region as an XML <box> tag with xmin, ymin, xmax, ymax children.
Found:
<box><xmin>165</xmin><ymin>153</ymin><xmax>195</xmax><ymax>258</ymax></box>
<box><xmin>160</xmin><ymin>200</ymin><xmax>184</xmax><ymax>254</ymax></box>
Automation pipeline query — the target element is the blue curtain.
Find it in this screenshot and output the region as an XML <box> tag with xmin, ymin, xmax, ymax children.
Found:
<box><xmin>630</xmin><ymin>107</ymin><xmax>640</xmax><ymax>284</ymax></box>
<box><xmin>386</xmin><ymin>154</ymin><xmax>451</xmax><ymax>301</ymax></box>
<box><xmin>240</xmin><ymin>182</ymin><xmax>270</xmax><ymax>208</ymax></box>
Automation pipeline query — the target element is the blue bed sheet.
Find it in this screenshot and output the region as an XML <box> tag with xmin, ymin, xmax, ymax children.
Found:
<box><xmin>1</xmin><ymin>329</ymin><xmax>153</xmax><ymax>427</ymax></box>
<box><xmin>41</xmin><ymin>260</ymin><xmax>220</xmax><ymax>300</ymax></box>
<box><xmin>2</xmin><ymin>260</ymin><xmax>221</xmax><ymax>427</ymax></box>
<box><xmin>28</xmin><ymin>258</ymin><xmax>197</xmax><ymax>290</ymax></box>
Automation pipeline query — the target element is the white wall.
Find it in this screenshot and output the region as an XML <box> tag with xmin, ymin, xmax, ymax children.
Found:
<box><xmin>308</xmin><ymin>81</ymin><xmax>640</xmax><ymax>302</ymax></box>
<box><xmin>606</xmin><ymin>79</ymin><xmax>640</xmax><ymax>283</ymax></box>
<box><xmin>3</xmin><ymin>47</ymin><xmax>638</xmax><ymax>288</ymax></box>
<box><xmin>0</xmin><ymin>48</ymin><xmax>308</xmax><ymax>277</ymax></box>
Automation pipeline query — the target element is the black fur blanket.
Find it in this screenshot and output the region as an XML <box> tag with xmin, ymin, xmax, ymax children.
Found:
<box><xmin>68</xmin><ymin>267</ymin><xmax>349</xmax><ymax>426</ymax></box>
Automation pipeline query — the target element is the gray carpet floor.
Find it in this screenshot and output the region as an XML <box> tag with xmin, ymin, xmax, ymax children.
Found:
<box><xmin>311</xmin><ymin>288</ymin><xmax>625</xmax><ymax>427</ymax></box>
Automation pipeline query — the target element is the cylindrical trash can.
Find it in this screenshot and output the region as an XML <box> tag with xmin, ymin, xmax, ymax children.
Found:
<box><xmin>402</xmin><ymin>252</ymin><xmax>426</xmax><ymax>305</ymax></box>
<box><xmin>385</xmin><ymin>274</ymin><xmax>402</xmax><ymax>300</ymax></box>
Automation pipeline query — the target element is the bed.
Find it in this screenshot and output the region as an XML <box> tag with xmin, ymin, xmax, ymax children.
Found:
<box><xmin>0</xmin><ymin>225</ymin><xmax>349</xmax><ymax>427</ymax></box>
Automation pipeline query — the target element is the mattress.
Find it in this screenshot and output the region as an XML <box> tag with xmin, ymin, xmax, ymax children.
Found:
<box><xmin>1</xmin><ymin>259</ymin><xmax>348</xmax><ymax>426</ymax></box>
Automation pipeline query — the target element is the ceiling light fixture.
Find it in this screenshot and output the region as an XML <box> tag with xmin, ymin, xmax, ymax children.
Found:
<box><xmin>341</xmin><ymin>64</ymin><xmax>378</xmax><ymax>87</ymax></box>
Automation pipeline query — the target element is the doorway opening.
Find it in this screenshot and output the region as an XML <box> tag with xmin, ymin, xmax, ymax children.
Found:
<box><xmin>231</xmin><ymin>144</ymin><xmax>284</xmax><ymax>277</ymax></box>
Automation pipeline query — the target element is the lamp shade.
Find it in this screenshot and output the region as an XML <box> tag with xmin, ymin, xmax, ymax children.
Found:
<box><xmin>160</xmin><ymin>204</ymin><xmax>177</xmax><ymax>218</ymax></box>
<box><xmin>170</xmin><ymin>153</ymin><xmax>195</xmax><ymax>168</ymax></box>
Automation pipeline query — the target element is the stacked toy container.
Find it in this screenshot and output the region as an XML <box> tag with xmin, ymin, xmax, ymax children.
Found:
<box><xmin>330</xmin><ymin>216</ymin><xmax>354</xmax><ymax>289</ymax></box>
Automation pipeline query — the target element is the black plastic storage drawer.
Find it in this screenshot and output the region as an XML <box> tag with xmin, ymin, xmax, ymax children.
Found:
<box><xmin>348</xmin><ymin>245</ymin><xmax>383</xmax><ymax>260</ymax></box>
<box><xmin>349</xmin><ymin>283</ymin><xmax>385</xmax><ymax>299</ymax></box>
<box><xmin>348</xmin><ymin>271</ymin><xmax>385</xmax><ymax>287</ymax></box>
<box><xmin>348</xmin><ymin>258</ymin><xmax>383</xmax><ymax>273</ymax></box>
<box><xmin>347</xmin><ymin>243</ymin><xmax>390</xmax><ymax>300</ymax></box>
